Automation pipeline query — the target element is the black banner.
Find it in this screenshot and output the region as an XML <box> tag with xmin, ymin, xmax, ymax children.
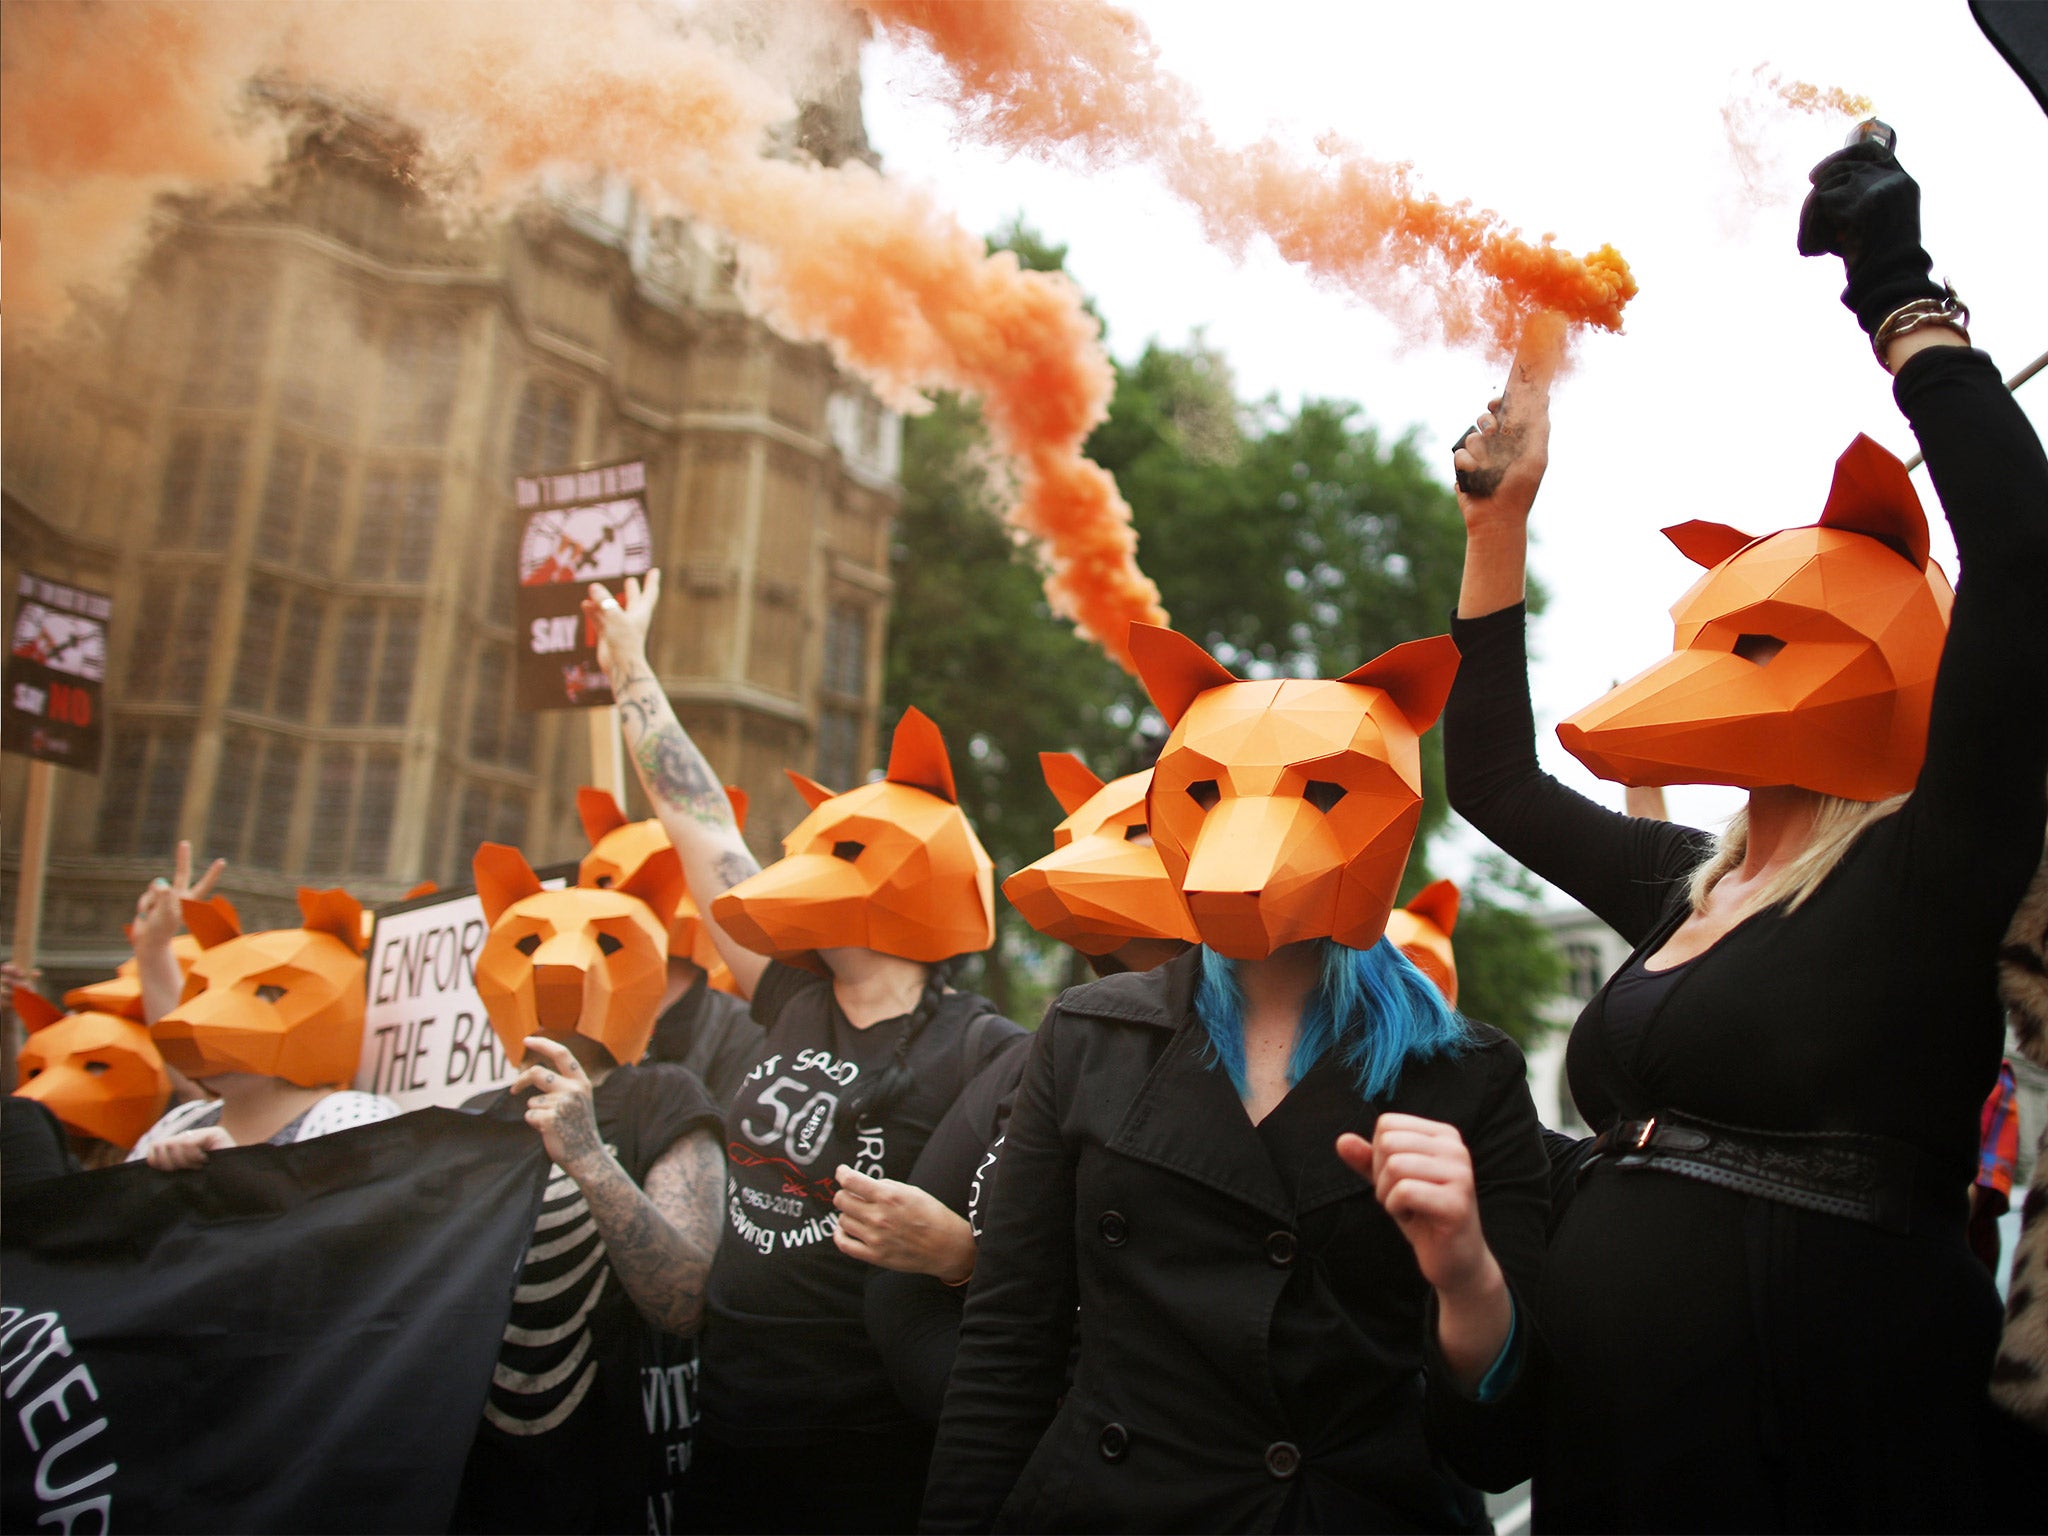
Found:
<box><xmin>2</xmin><ymin>571</ymin><xmax>111</xmax><ymax>771</ymax></box>
<box><xmin>1</xmin><ymin>1108</ymin><xmax>548</xmax><ymax>1535</ymax></box>
<box><xmin>513</xmin><ymin>459</ymin><xmax>653</xmax><ymax>711</ymax></box>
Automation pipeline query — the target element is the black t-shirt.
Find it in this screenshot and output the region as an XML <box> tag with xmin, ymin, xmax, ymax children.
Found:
<box><xmin>453</xmin><ymin>1062</ymin><xmax>722</xmax><ymax>1536</ymax></box>
<box><xmin>863</xmin><ymin>1035</ymin><xmax>1032</xmax><ymax>1424</ymax></box>
<box><xmin>699</xmin><ymin>961</ymin><xmax>1023</xmax><ymax>1443</ymax></box>
<box><xmin>645</xmin><ymin>978</ymin><xmax>765</xmax><ymax>1108</ymax></box>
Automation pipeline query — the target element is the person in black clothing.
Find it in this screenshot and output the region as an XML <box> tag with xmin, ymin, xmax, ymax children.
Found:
<box><xmin>924</xmin><ymin>625</ymin><xmax>1549</xmax><ymax>1532</ymax></box>
<box><xmin>1438</xmin><ymin>141</ymin><xmax>2048</xmax><ymax>1529</ymax></box>
<box><xmin>582</xmin><ymin>575</ymin><xmax>1025</xmax><ymax>1534</ymax></box>
<box><xmin>453</xmin><ymin>845</ymin><xmax>728</xmax><ymax>1535</ymax></box>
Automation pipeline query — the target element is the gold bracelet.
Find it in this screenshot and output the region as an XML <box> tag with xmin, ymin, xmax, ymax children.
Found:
<box><xmin>1872</xmin><ymin>282</ymin><xmax>1970</xmax><ymax>364</ymax></box>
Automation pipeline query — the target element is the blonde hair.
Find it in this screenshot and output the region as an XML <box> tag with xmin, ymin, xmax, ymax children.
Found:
<box><xmin>1687</xmin><ymin>792</ymin><xmax>1908</xmax><ymax>919</ymax></box>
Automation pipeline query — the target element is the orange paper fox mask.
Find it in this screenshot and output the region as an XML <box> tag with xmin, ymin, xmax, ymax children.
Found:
<box><xmin>1559</xmin><ymin>436</ymin><xmax>1953</xmax><ymax>802</ymax></box>
<box><xmin>1385</xmin><ymin>879</ymin><xmax>1460</xmax><ymax>1006</ymax></box>
<box><xmin>13</xmin><ymin>988</ymin><xmax>171</xmax><ymax>1149</ymax></box>
<box><xmin>576</xmin><ymin>784</ymin><xmax>749</xmax><ymax>995</ymax></box>
<box><xmin>1133</xmin><ymin>623</ymin><xmax>1461</xmax><ymax>960</ymax></box>
<box><xmin>475</xmin><ymin>843</ymin><xmax>669</xmax><ymax>1068</ymax></box>
<box><xmin>1003</xmin><ymin>755</ymin><xmax>1199</xmax><ymax>955</ymax></box>
<box><xmin>154</xmin><ymin>890</ymin><xmax>369</xmax><ymax>1086</ymax></box>
<box><xmin>712</xmin><ymin>707</ymin><xmax>995</xmax><ymax>964</ymax></box>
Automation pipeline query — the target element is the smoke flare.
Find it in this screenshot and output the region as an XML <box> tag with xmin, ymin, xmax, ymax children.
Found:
<box><xmin>862</xmin><ymin>0</ymin><xmax>1635</xmax><ymax>362</ymax></box>
<box><xmin>0</xmin><ymin>0</ymin><xmax>1165</xmax><ymax>671</ymax></box>
<box><xmin>1720</xmin><ymin>64</ymin><xmax>1875</xmax><ymax>209</ymax></box>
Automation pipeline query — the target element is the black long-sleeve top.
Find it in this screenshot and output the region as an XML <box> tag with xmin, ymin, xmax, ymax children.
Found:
<box><xmin>1440</xmin><ymin>345</ymin><xmax>2048</xmax><ymax>1530</ymax></box>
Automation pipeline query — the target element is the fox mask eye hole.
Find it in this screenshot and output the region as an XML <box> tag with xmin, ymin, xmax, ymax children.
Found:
<box><xmin>1123</xmin><ymin>823</ymin><xmax>1150</xmax><ymax>842</ymax></box>
<box><xmin>514</xmin><ymin>934</ymin><xmax>542</xmax><ymax>956</ymax></box>
<box><xmin>84</xmin><ymin>1060</ymin><xmax>111</xmax><ymax>1075</ymax></box>
<box><xmin>1732</xmin><ymin>632</ymin><xmax>1787</xmax><ymax>666</ymax></box>
<box><xmin>831</xmin><ymin>840</ymin><xmax>865</xmax><ymax>862</ymax></box>
<box><xmin>1303</xmin><ymin>780</ymin><xmax>1347</xmax><ymax>814</ymax></box>
<box><xmin>26</xmin><ymin>1067</ymin><xmax>42</xmax><ymax>1078</ymax></box>
<box><xmin>594</xmin><ymin>875</ymin><xmax>613</xmax><ymax>888</ymax></box>
<box><xmin>596</xmin><ymin>932</ymin><xmax>624</xmax><ymax>956</ymax></box>
<box><xmin>255</xmin><ymin>984</ymin><xmax>287</xmax><ymax>1004</ymax></box>
<box><xmin>1187</xmin><ymin>779</ymin><xmax>1221</xmax><ymax>810</ymax></box>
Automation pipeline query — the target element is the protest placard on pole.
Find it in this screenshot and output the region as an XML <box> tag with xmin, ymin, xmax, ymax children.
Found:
<box><xmin>4</xmin><ymin>571</ymin><xmax>112</xmax><ymax>974</ymax></box>
<box><xmin>513</xmin><ymin>459</ymin><xmax>652</xmax><ymax>712</ymax></box>
<box><xmin>352</xmin><ymin>868</ymin><xmax>572</xmax><ymax>1111</ymax></box>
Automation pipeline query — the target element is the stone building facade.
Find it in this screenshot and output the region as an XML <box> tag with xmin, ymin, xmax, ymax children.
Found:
<box><xmin>1</xmin><ymin>109</ymin><xmax>901</xmax><ymax>988</ymax></box>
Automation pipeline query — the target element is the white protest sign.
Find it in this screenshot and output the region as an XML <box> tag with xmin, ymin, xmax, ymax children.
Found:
<box><xmin>352</xmin><ymin>872</ymin><xmax>568</xmax><ymax>1112</ymax></box>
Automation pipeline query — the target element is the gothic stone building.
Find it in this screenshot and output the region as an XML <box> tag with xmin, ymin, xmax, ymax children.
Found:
<box><xmin>1</xmin><ymin>115</ymin><xmax>901</xmax><ymax>988</ymax></box>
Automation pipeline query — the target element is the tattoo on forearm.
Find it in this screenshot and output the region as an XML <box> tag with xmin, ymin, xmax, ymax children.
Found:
<box><xmin>610</xmin><ymin>668</ymin><xmax>737</xmax><ymax>830</ymax></box>
<box><xmin>578</xmin><ymin>1130</ymin><xmax>722</xmax><ymax>1337</ymax></box>
<box><xmin>714</xmin><ymin>848</ymin><xmax>761</xmax><ymax>892</ymax></box>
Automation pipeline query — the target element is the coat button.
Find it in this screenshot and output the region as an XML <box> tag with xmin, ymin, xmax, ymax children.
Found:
<box><xmin>1265</xmin><ymin>1441</ymin><xmax>1302</xmax><ymax>1480</ymax></box>
<box><xmin>1099</xmin><ymin>1422</ymin><xmax>1130</xmax><ymax>1462</ymax></box>
<box><xmin>1265</xmin><ymin>1230</ymin><xmax>1297</xmax><ymax>1267</ymax></box>
<box><xmin>1098</xmin><ymin>1210</ymin><xmax>1128</xmax><ymax>1246</ymax></box>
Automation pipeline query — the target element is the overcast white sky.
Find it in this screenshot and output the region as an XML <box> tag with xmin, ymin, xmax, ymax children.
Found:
<box><xmin>857</xmin><ymin>1</ymin><xmax>2048</xmax><ymax>886</ymax></box>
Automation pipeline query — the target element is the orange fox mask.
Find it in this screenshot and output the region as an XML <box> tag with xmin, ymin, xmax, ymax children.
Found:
<box><xmin>1004</xmin><ymin>754</ymin><xmax>1199</xmax><ymax>955</ymax></box>
<box><xmin>1133</xmin><ymin>624</ymin><xmax>1461</xmax><ymax>960</ymax></box>
<box><xmin>475</xmin><ymin>843</ymin><xmax>669</xmax><ymax>1068</ymax></box>
<box><xmin>154</xmin><ymin>889</ymin><xmax>369</xmax><ymax>1087</ymax></box>
<box><xmin>577</xmin><ymin>783</ymin><xmax>749</xmax><ymax>994</ymax></box>
<box><xmin>1385</xmin><ymin>878</ymin><xmax>1460</xmax><ymax>1006</ymax></box>
<box><xmin>1559</xmin><ymin>435</ymin><xmax>1953</xmax><ymax>802</ymax></box>
<box><xmin>712</xmin><ymin>707</ymin><xmax>995</xmax><ymax>964</ymax></box>
<box><xmin>13</xmin><ymin>988</ymin><xmax>171</xmax><ymax>1149</ymax></box>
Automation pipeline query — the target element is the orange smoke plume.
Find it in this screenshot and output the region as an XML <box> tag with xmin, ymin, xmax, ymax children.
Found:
<box><xmin>1720</xmin><ymin>65</ymin><xmax>1875</xmax><ymax>209</ymax></box>
<box><xmin>862</xmin><ymin>0</ymin><xmax>1635</xmax><ymax>362</ymax></box>
<box><xmin>0</xmin><ymin>0</ymin><xmax>1163</xmax><ymax>670</ymax></box>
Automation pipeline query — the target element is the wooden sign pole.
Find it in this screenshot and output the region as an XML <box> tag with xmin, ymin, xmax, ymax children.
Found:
<box><xmin>587</xmin><ymin>705</ymin><xmax>626</xmax><ymax>807</ymax></box>
<box><xmin>11</xmin><ymin>758</ymin><xmax>55</xmax><ymax>972</ymax></box>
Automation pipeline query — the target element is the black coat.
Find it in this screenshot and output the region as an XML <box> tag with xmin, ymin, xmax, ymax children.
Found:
<box><xmin>922</xmin><ymin>950</ymin><xmax>1548</xmax><ymax>1534</ymax></box>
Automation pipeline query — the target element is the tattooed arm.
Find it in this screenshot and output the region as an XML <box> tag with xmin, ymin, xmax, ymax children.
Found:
<box><xmin>514</xmin><ymin>1037</ymin><xmax>723</xmax><ymax>1336</ymax></box>
<box><xmin>584</xmin><ymin>573</ymin><xmax>769</xmax><ymax>998</ymax></box>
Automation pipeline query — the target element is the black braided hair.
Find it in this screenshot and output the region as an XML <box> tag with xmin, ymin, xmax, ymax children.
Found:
<box><xmin>848</xmin><ymin>959</ymin><xmax>956</xmax><ymax>1125</ymax></box>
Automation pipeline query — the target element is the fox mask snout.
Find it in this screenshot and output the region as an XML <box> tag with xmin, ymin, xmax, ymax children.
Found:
<box><xmin>476</xmin><ymin>844</ymin><xmax>669</xmax><ymax>1068</ymax></box>
<box><xmin>712</xmin><ymin>707</ymin><xmax>995</xmax><ymax>964</ymax></box>
<box><xmin>1004</xmin><ymin>757</ymin><xmax>1199</xmax><ymax>955</ymax></box>
<box><xmin>1131</xmin><ymin>624</ymin><xmax>1460</xmax><ymax>960</ymax></box>
<box><xmin>154</xmin><ymin>889</ymin><xmax>368</xmax><ymax>1087</ymax></box>
<box><xmin>1559</xmin><ymin>435</ymin><xmax>1952</xmax><ymax>802</ymax></box>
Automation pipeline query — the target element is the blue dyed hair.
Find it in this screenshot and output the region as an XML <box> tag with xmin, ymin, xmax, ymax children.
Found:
<box><xmin>1194</xmin><ymin>938</ymin><xmax>1471</xmax><ymax>1102</ymax></box>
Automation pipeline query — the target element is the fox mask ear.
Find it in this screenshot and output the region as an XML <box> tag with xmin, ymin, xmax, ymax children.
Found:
<box><xmin>1818</xmin><ymin>433</ymin><xmax>1930</xmax><ymax>570</ymax></box>
<box><xmin>1339</xmin><ymin>635</ymin><xmax>1461</xmax><ymax>734</ymax></box>
<box><xmin>182</xmin><ymin>895</ymin><xmax>243</xmax><ymax>949</ymax></box>
<box><xmin>1404</xmin><ymin>878</ymin><xmax>1461</xmax><ymax>936</ymax></box>
<box><xmin>726</xmin><ymin>785</ymin><xmax>749</xmax><ymax>830</ymax></box>
<box><xmin>786</xmin><ymin>770</ymin><xmax>836</xmax><ymax>812</ymax></box>
<box><xmin>1129</xmin><ymin>623</ymin><xmax>1239</xmax><ymax>728</ymax></box>
<box><xmin>298</xmin><ymin>888</ymin><xmax>368</xmax><ymax>955</ymax></box>
<box><xmin>11</xmin><ymin>987</ymin><xmax>66</xmax><ymax>1033</ymax></box>
<box><xmin>577</xmin><ymin>787</ymin><xmax>630</xmax><ymax>845</ymax></box>
<box><xmin>885</xmin><ymin>706</ymin><xmax>959</xmax><ymax>804</ymax></box>
<box><xmin>1039</xmin><ymin>752</ymin><xmax>1107</xmax><ymax>816</ymax></box>
<box><xmin>1663</xmin><ymin>520</ymin><xmax>1757</xmax><ymax>570</ymax></box>
<box><xmin>474</xmin><ymin>844</ymin><xmax>544</xmax><ymax>926</ymax></box>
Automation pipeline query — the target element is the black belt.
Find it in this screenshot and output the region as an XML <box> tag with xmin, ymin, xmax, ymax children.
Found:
<box><xmin>1578</xmin><ymin>1111</ymin><xmax>1925</xmax><ymax>1235</ymax></box>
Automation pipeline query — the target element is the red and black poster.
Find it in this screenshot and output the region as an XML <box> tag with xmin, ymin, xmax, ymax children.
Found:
<box><xmin>514</xmin><ymin>459</ymin><xmax>653</xmax><ymax>711</ymax></box>
<box><xmin>2</xmin><ymin>571</ymin><xmax>111</xmax><ymax>771</ymax></box>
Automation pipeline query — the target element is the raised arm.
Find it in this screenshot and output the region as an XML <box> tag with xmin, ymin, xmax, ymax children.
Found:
<box><xmin>513</xmin><ymin>1037</ymin><xmax>723</xmax><ymax>1337</ymax></box>
<box><xmin>584</xmin><ymin>574</ymin><xmax>768</xmax><ymax>999</ymax></box>
<box><xmin>131</xmin><ymin>839</ymin><xmax>224</xmax><ymax>1026</ymax></box>
<box><xmin>1444</xmin><ymin>344</ymin><xmax>1708</xmax><ymax>942</ymax></box>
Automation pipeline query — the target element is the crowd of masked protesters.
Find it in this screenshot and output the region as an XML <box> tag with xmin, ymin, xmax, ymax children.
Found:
<box><xmin>4</xmin><ymin>137</ymin><xmax>2046</xmax><ymax>1536</ymax></box>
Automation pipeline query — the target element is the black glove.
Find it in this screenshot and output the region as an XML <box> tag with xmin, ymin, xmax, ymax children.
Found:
<box><xmin>1796</xmin><ymin>139</ymin><xmax>1942</xmax><ymax>337</ymax></box>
